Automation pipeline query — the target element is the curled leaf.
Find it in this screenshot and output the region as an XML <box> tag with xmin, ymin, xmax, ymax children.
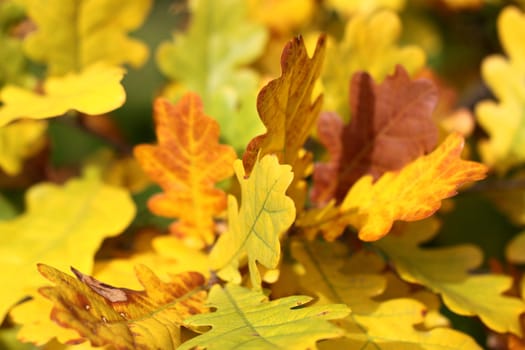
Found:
<box><xmin>38</xmin><ymin>264</ymin><xmax>207</xmax><ymax>349</ymax></box>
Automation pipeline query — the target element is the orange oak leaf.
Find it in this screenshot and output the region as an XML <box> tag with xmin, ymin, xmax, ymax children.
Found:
<box><xmin>312</xmin><ymin>65</ymin><xmax>439</xmax><ymax>205</ymax></box>
<box><xmin>242</xmin><ymin>35</ymin><xmax>325</xmax><ymax>174</ymax></box>
<box><xmin>134</xmin><ymin>94</ymin><xmax>236</xmax><ymax>248</ymax></box>
<box><xmin>343</xmin><ymin>132</ymin><xmax>488</xmax><ymax>241</ymax></box>
<box><xmin>38</xmin><ymin>264</ymin><xmax>207</xmax><ymax>349</ymax></box>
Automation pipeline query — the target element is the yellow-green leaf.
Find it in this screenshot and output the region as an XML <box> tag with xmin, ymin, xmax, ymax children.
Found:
<box><xmin>0</xmin><ymin>169</ymin><xmax>135</xmax><ymax>321</ymax></box>
<box><xmin>179</xmin><ymin>283</ymin><xmax>350</xmax><ymax>350</ymax></box>
<box><xmin>475</xmin><ymin>6</ymin><xmax>525</xmax><ymax>173</ymax></box>
<box><xmin>322</xmin><ymin>10</ymin><xmax>425</xmax><ymax>120</ymax></box>
<box><xmin>0</xmin><ymin>63</ymin><xmax>126</xmax><ymax>127</ymax></box>
<box><xmin>21</xmin><ymin>0</ymin><xmax>151</xmax><ymax>75</ymax></box>
<box><xmin>38</xmin><ymin>264</ymin><xmax>207</xmax><ymax>349</ymax></box>
<box><xmin>210</xmin><ymin>155</ymin><xmax>295</xmax><ymax>288</ymax></box>
<box><xmin>290</xmin><ymin>240</ymin><xmax>480</xmax><ymax>349</ymax></box>
<box><xmin>156</xmin><ymin>0</ymin><xmax>267</xmax><ymax>151</ymax></box>
<box><xmin>375</xmin><ymin>218</ymin><xmax>525</xmax><ymax>335</ymax></box>
<box><xmin>0</xmin><ymin>119</ymin><xmax>47</xmax><ymax>175</ymax></box>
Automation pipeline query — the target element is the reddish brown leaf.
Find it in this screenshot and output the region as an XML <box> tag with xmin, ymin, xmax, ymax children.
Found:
<box><xmin>313</xmin><ymin>65</ymin><xmax>439</xmax><ymax>204</ymax></box>
<box><xmin>38</xmin><ymin>264</ymin><xmax>207</xmax><ymax>349</ymax></box>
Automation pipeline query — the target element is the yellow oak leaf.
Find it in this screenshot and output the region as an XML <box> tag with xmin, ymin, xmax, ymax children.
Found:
<box><xmin>322</xmin><ymin>10</ymin><xmax>426</xmax><ymax>120</ymax></box>
<box><xmin>38</xmin><ymin>264</ymin><xmax>207</xmax><ymax>349</ymax></box>
<box><xmin>342</xmin><ymin>132</ymin><xmax>487</xmax><ymax>241</ymax></box>
<box><xmin>291</xmin><ymin>239</ymin><xmax>480</xmax><ymax>349</ymax></box>
<box><xmin>20</xmin><ymin>0</ymin><xmax>151</xmax><ymax>75</ymax></box>
<box><xmin>0</xmin><ymin>119</ymin><xmax>47</xmax><ymax>175</ymax></box>
<box><xmin>325</xmin><ymin>0</ymin><xmax>405</xmax><ymax>16</ymax></box>
<box><xmin>476</xmin><ymin>6</ymin><xmax>525</xmax><ymax>173</ymax></box>
<box><xmin>0</xmin><ymin>169</ymin><xmax>135</xmax><ymax>321</ymax></box>
<box><xmin>243</xmin><ymin>35</ymin><xmax>325</xmax><ymax>173</ymax></box>
<box><xmin>179</xmin><ymin>284</ymin><xmax>349</xmax><ymax>350</ymax></box>
<box><xmin>0</xmin><ymin>63</ymin><xmax>126</xmax><ymax>127</ymax></box>
<box><xmin>210</xmin><ymin>155</ymin><xmax>296</xmax><ymax>288</ymax></box>
<box><xmin>375</xmin><ymin>218</ymin><xmax>525</xmax><ymax>335</ymax></box>
<box><xmin>134</xmin><ymin>94</ymin><xmax>236</xmax><ymax>248</ymax></box>
<box><xmin>247</xmin><ymin>0</ymin><xmax>315</xmax><ymax>33</ymax></box>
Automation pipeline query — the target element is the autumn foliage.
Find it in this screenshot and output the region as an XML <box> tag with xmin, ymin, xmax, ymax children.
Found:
<box><xmin>3</xmin><ymin>0</ymin><xmax>525</xmax><ymax>349</ymax></box>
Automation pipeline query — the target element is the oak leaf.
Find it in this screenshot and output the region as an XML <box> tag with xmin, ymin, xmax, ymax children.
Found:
<box><xmin>0</xmin><ymin>63</ymin><xmax>126</xmax><ymax>127</ymax></box>
<box><xmin>156</xmin><ymin>0</ymin><xmax>267</xmax><ymax>151</ymax></box>
<box><xmin>375</xmin><ymin>218</ymin><xmax>525</xmax><ymax>335</ymax></box>
<box><xmin>134</xmin><ymin>94</ymin><xmax>236</xmax><ymax>248</ymax></box>
<box><xmin>210</xmin><ymin>155</ymin><xmax>295</xmax><ymax>288</ymax></box>
<box><xmin>243</xmin><ymin>35</ymin><xmax>325</xmax><ymax>174</ymax></box>
<box><xmin>322</xmin><ymin>10</ymin><xmax>426</xmax><ymax>119</ymax></box>
<box><xmin>325</xmin><ymin>0</ymin><xmax>405</xmax><ymax>16</ymax></box>
<box><xmin>179</xmin><ymin>284</ymin><xmax>350</xmax><ymax>350</ymax></box>
<box><xmin>0</xmin><ymin>119</ymin><xmax>47</xmax><ymax>175</ymax></box>
<box><xmin>247</xmin><ymin>0</ymin><xmax>315</xmax><ymax>33</ymax></box>
<box><xmin>21</xmin><ymin>0</ymin><xmax>151</xmax><ymax>75</ymax></box>
<box><xmin>0</xmin><ymin>169</ymin><xmax>135</xmax><ymax>321</ymax></box>
<box><xmin>38</xmin><ymin>264</ymin><xmax>207</xmax><ymax>349</ymax></box>
<box><xmin>342</xmin><ymin>132</ymin><xmax>487</xmax><ymax>241</ymax></box>
<box><xmin>475</xmin><ymin>6</ymin><xmax>525</xmax><ymax>173</ymax></box>
<box><xmin>312</xmin><ymin>66</ymin><xmax>439</xmax><ymax>204</ymax></box>
<box><xmin>290</xmin><ymin>240</ymin><xmax>480</xmax><ymax>349</ymax></box>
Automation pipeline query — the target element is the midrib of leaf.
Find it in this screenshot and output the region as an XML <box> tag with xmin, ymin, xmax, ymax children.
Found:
<box><xmin>222</xmin><ymin>287</ymin><xmax>282</xmax><ymax>349</ymax></box>
<box><xmin>125</xmin><ymin>284</ymin><xmax>206</xmax><ymax>324</ymax></box>
<box><xmin>217</xmin><ymin>175</ymin><xmax>282</xmax><ymax>271</ymax></box>
<box><xmin>300</xmin><ymin>241</ymin><xmax>370</xmax><ymax>339</ymax></box>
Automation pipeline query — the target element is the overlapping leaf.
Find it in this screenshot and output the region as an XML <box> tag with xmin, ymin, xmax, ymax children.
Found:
<box><xmin>12</xmin><ymin>233</ymin><xmax>209</xmax><ymax>347</ymax></box>
<box><xmin>243</xmin><ymin>35</ymin><xmax>325</xmax><ymax>174</ymax></box>
<box><xmin>312</xmin><ymin>65</ymin><xmax>439</xmax><ymax>204</ymax></box>
<box><xmin>21</xmin><ymin>0</ymin><xmax>151</xmax><ymax>75</ymax></box>
<box><xmin>210</xmin><ymin>155</ymin><xmax>295</xmax><ymax>288</ymax></box>
<box><xmin>134</xmin><ymin>94</ymin><xmax>236</xmax><ymax>248</ymax></box>
<box><xmin>179</xmin><ymin>284</ymin><xmax>349</xmax><ymax>350</ymax></box>
<box><xmin>38</xmin><ymin>264</ymin><xmax>207</xmax><ymax>349</ymax></box>
<box><xmin>322</xmin><ymin>10</ymin><xmax>426</xmax><ymax>119</ymax></box>
<box><xmin>156</xmin><ymin>0</ymin><xmax>267</xmax><ymax>151</ymax></box>
<box><xmin>0</xmin><ymin>63</ymin><xmax>126</xmax><ymax>126</ymax></box>
<box><xmin>375</xmin><ymin>218</ymin><xmax>525</xmax><ymax>335</ymax></box>
<box><xmin>475</xmin><ymin>6</ymin><xmax>525</xmax><ymax>173</ymax></box>
<box><xmin>0</xmin><ymin>119</ymin><xmax>47</xmax><ymax>175</ymax></box>
<box><xmin>342</xmin><ymin>132</ymin><xmax>487</xmax><ymax>241</ymax></box>
<box><xmin>301</xmin><ymin>133</ymin><xmax>487</xmax><ymax>242</ymax></box>
<box><xmin>0</xmin><ymin>169</ymin><xmax>135</xmax><ymax>321</ymax></box>
<box><xmin>291</xmin><ymin>240</ymin><xmax>480</xmax><ymax>349</ymax></box>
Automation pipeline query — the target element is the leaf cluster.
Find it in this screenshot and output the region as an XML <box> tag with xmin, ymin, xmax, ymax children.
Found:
<box><xmin>2</xmin><ymin>1</ymin><xmax>525</xmax><ymax>350</ymax></box>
